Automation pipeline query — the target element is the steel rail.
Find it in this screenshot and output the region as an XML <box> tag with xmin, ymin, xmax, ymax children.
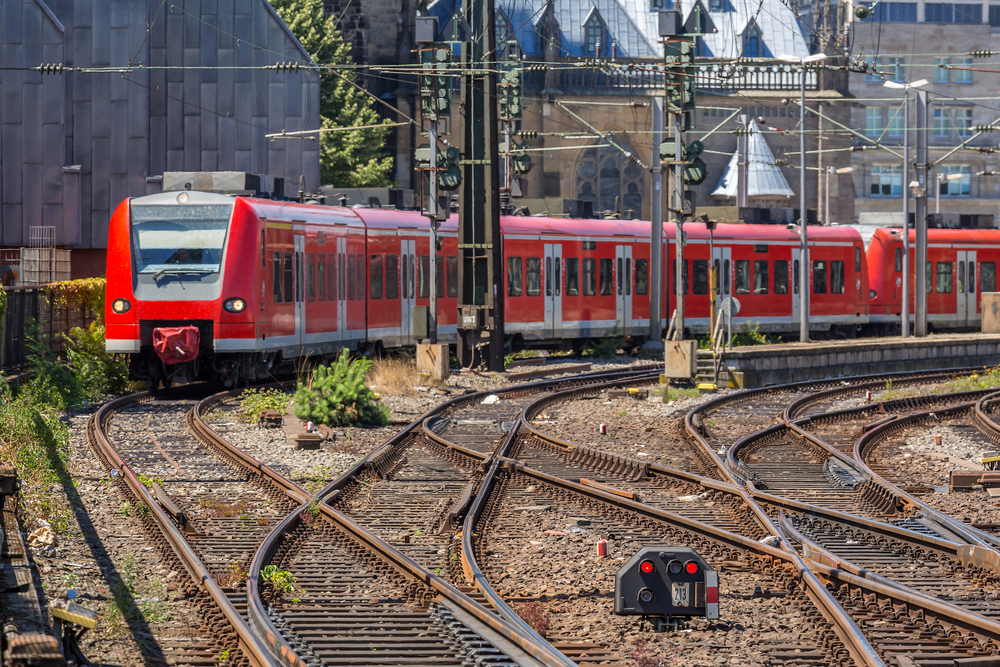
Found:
<box><xmin>88</xmin><ymin>392</ymin><xmax>280</xmax><ymax>667</ymax></box>
<box><xmin>189</xmin><ymin>391</ymin><xmax>574</xmax><ymax>667</ymax></box>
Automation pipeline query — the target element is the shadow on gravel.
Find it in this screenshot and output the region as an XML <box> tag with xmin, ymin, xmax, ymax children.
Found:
<box><xmin>40</xmin><ymin>409</ymin><xmax>170</xmax><ymax>666</ymax></box>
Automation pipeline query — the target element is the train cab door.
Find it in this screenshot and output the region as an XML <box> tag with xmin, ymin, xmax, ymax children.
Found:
<box><xmin>957</xmin><ymin>250</ymin><xmax>977</xmax><ymax>326</ymax></box>
<box><xmin>791</xmin><ymin>248</ymin><xmax>802</xmax><ymax>326</ymax></box>
<box><xmin>335</xmin><ymin>237</ymin><xmax>347</xmax><ymax>340</ymax></box>
<box><xmin>401</xmin><ymin>239</ymin><xmax>416</xmax><ymax>344</ymax></box>
<box><xmin>543</xmin><ymin>244</ymin><xmax>563</xmax><ymax>338</ymax></box>
<box><xmin>294</xmin><ymin>235</ymin><xmax>305</xmax><ymax>345</ymax></box>
<box><xmin>615</xmin><ymin>245</ymin><xmax>633</xmax><ymax>333</ymax></box>
<box><xmin>711</xmin><ymin>246</ymin><xmax>731</xmax><ymax>332</ymax></box>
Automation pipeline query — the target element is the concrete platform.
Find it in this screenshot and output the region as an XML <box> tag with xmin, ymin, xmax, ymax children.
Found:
<box><xmin>707</xmin><ymin>333</ymin><xmax>1000</xmax><ymax>388</ymax></box>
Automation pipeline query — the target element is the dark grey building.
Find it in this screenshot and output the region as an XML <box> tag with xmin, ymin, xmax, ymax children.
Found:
<box><xmin>1</xmin><ymin>0</ymin><xmax>321</xmax><ymax>275</ymax></box>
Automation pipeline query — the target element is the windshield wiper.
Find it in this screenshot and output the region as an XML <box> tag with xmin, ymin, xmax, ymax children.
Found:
<box><xmin>151</xmin><ymin>267</ymin><xmax>214</xmax><ymax>282</ymax></box>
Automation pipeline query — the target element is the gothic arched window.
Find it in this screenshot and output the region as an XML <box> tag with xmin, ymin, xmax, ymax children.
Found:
<box><xmin>575</xmin><ymin>141</ymin><xmax>645</xmax><ymax>216</ymax></box>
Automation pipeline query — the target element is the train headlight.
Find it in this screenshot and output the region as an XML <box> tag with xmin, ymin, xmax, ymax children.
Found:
<box><xmin>111</xmin><ymin>298</ymin><xmax>131</xmax><ymax>314</ymax></box>
<box><xmin>223</xmin><ymin>298</ymin><xmax>247</xmax><ymax>313</ymax></box>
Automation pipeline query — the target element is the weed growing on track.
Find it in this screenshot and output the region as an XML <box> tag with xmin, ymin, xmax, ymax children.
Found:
<box><xmin>630</xmin><ymin>639</ymin><xmax>668</xmax><ymax>667</ymax></box>
<box><xmin>103</xmin><ymin>552</ymin><xmax>171</xmax><ymax>634</ymax></box>
<box><xmin>586</xmin><ymin>320</ymin><xmax>626</xmax><ymax>359</ymax></box>
<box><xmin>237</xmin><ymin>387</ymin><xmax>292</xmax><ymax>423</ymax></box>
<box><xmin>217</xmin><ymin>561</ymin><xmax>249</xmax><ymax>588</ymax></box>
<box><xmin>199</xmin><ymin>498</ymin><xmax>252</xmax><ymax>518</ymax></box>
<box><xmin>517</xmin><ymin>601</ymin><xmax>551</xmax><ymax>638</ymax></box>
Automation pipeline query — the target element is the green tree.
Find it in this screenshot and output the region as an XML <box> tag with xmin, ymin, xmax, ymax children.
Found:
<box><xmin>272</xmin><ymin>0</ymin><xmax>394</xmax><ymax>186</ymax></box>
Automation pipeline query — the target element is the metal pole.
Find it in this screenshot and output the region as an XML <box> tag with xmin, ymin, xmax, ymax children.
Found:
<box><xmin>737</xmin><ymin>115</ymin><xmax>748</xmax><ymax>208</ymax></box>
<box><xmin>428</xmin><ymin>118</ymin><xmax>439</xmax><ymax>343</ymax></box>
<box><xmin>674</xmin><ymin>90</ymin><xmax>685</xmax><ymax>340</ymax></box>
<box><xmin>799</xmin><ymin>62</ymin><xmax>810</xmax><ymax>342</ymax></box>
<box><xmin>936</xmin><ymin>172</ymin><xmax>941</xmax><ymax>215</ymax></box>
<box><xmin>901</xmin><ymin>88</ymin><xmax>910</xmax><ymax>338</ymax></box>
<box><xmin>915</xmin><ymin>89</ymin><xmax>929</xmax><ymax>337</ymax></box>
<box><xmin>650</xmin><ymin>98</ymin><xmax>664</xmax><ymax>342</ymax></box>
<box><xmin>824</xmin><ymin>167</ymin><xmax>830</xmax><ymax>226</ymax></box>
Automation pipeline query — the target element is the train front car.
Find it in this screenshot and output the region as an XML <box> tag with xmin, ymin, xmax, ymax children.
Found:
<box><xmin>105</xmin><ymin>191</ymin><xmax>262</xmax><ymax>388</ymax></box>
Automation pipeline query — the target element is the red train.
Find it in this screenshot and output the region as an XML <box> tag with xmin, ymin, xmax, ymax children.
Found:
<box><xmin>103</xmin><ymin>191</ymin><xmax>989</xmax><ymax>386</ymax></box>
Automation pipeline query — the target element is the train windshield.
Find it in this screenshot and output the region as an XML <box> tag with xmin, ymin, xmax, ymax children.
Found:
<box><xmin>130</xmin><ymin>204</ymin><xmax>233</xmax><ymax>275</ymax></box>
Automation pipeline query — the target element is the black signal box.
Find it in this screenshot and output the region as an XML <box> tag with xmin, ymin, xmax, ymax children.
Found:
<box><xmin>614</xmin><ymin>546</ymin><xmax>718</xmax><ymax>630</ymax></box>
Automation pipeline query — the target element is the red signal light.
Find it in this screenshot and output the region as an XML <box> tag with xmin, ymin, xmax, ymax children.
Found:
<box><xmin>685</xmin><ymin>561</ymin><xmax>699</xmax><ymax>575</ymax></box>
<box><xmin>640</xmin><ymin>560</ymin><xmax>655</xmax><ymax>574</ymax></box>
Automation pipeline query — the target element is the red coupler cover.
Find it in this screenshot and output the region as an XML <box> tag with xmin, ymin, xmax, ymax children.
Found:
<box><xmin>153</xmin><ymin>326</ymin><xmax>200</xmax><ymax>365</ymax></box>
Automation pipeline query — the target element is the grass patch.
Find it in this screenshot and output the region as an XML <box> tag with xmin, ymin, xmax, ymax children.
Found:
<box><xmin>237</xmin><ymin>388</ymin><xmax>291</xmax><ymax>424</ymax></box>
<box><xmin>879</xmin><ymin>367</ymin><xmax>1000</xmax><ymax>402</ymax></box>
<box><xmin>102</xmin><ymin>552</ymin><xmax>171</xmax><ymax>634</ymax></box>
<box><xmin>665</xmin><ymin>387</ymin><xmax>701</xmax><ymax>402</ymax></box>
<box><xmin>367</xmin><ymin>356</ymin><xmax>444</xmax><ymax>396</ymax></box>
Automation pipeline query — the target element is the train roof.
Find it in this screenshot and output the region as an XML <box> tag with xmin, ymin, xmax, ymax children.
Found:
<box><xmin>676</xmin><ymin>222</ymin><xmax>863</xmax><ymax>243</ymax></box>
<box><xmin>871</xmin><ymin>227</ymin><xmax>1000</xmax><ymax>245</ymax></box>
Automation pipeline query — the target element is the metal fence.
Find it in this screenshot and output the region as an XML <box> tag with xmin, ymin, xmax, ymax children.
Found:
<box><xmin>1</xmin><ymin>288</ymin><xmax>95</xmax><ymax>372</ymax></box>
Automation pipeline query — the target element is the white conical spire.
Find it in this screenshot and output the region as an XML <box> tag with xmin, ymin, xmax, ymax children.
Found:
<box><xmin>712</xmin><ymin>119</ymin><xmax>795</xmax><ymax>199</ymax></box>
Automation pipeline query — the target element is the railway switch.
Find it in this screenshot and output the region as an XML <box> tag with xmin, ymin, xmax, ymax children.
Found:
<box><xmin>614</xmin><ymin>547</ymin><xmax>718</xmax><ymax>631</ymax></box>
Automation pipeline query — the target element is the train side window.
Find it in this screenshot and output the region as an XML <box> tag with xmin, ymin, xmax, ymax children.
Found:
<box><xmin>546</xmin><ymin>257</ymin><xmax>552</xmax><ymax>297</ymax></box>
<box><xmin>625</xmin><ymin>258</ymin><xmax>631</xmax><ymax>296</ymax></box>
<box><xmin>347</xmin><ymin>254</ymin><xmax>356</xmax><ymax>300</ymax></box>
<box><xmin>855</xmin><ymin>247</ymin><xmax>862</xmax><ymax>273</ymax></box>
<box><xmin>983</xmin><ymin>262</ymin><xmax>996</xmax><ymax>293</ymax></box>
<box><xmin>584</xmin><ymin>258</ymin><xmax>597</xmax><ymax>296</ymax></box>
<box><xmin>754</xmin><ymin>260</ymin><xmax>768</xmax><ymax>294</ymax></box>
<box><xmin>616</xmin><ymin>257</ymin><xmax>623</xmax><ymax>295</ymax></box>
<box><xmin>447</xmin><ymin>256</ymin><xmax>458</xmax><ymax>297</ymax></box>
<box><xmin>526</xmin><ymin>257</ymin><xmax>541</xmax><ymax>296</ymax></box>
<box><xmin>926</xmin><ymin>261</ymin><xmax>933</xmax><ymax>294</ymax></box>
<box><xmin>356</xmin><ymin>254</ymin><xmax>364</xmax><ymax>301</ymax></box>
<box><xmin>409</xmin><ymin>255</ymin><xmax>415</xmax><ymax>299</ymax></box>
<box><xmin>936</xmin><ymin>262</ymin><xmax>952</xmax><ymax>293</ymax></box>
<box><xmin>831</xmin><ymin>260</ymin><xmax>844</xmax><ymax>294</ymax></box>
<box><xmin>436</xmin><ymin>256</ymin><xmax>444</xmax><ymax>298</ymax></box>
<box><xmin>370</xmin><ymin>255</ymin><xmax>383</xmax><ymax>299</ymax></box>
<box><xmin>774</xmin><ymin>260</ymin><xmax>788</xmax><ymax>294</ymax></box>
<box><xmin>386</xmin><ymin>255</ymin><xmax>399</xmax><ymax>299</ymax></box>
<box><xmin>295</xmin><ymin>252</ymin><xmax>303</xmax><ymax>302</ymax></box>
<box><xmin>273</xmin><ymin>252</ymin><xmax>282</xmax><ymax>302</ymax></box>
<box><xmin>968</xmin><ymin>261</ymin><xmax>976</xmax><ymax>294</ymax></box>
<box><xmin>793</xmin><ymin>259</ymin><xmax>800</xmax><ymax>294</ymax></box>
<box><xmin>318</xmin><ymin>254</ymin><xmax>326</xmax><ymax>301</ymax></box>
<box><xmin>693</xmin><ymin>260</ymin><xmax>708</xmax><ymax>295</ymax></box>
<box><xmin>554</xmin><ymin>258</ymin><xmax>561</xmax><ymax>296</ymax></box>
<box><xmin>671</xmin><ymin>260</ymin><xmax>689</xmax><ymax>294</ymax></box>
<box><xmin>895</xmin><ymin>248</ymin><xmax>902</xmax><ymax>273</ymax></box>
<box><xmin>566</xmin><ymin>258</ymin><xmax>580</xmax><ymax>296</ymax></box>
<box><xmin>508</xmin><ymin>257</ymin><xmax>523</xmax><ymax>296</ymax></box>
<box><xmin>334</xmin><ymin>252</ymin><xmax>337</xmax><ymax>301</ymax></box>
<box><xmin>712</xmin><ymin>259</ymin><xmax>720</xmax><ymax>292</ymax></box>
<box><xmin>401</xmin><ymin>256</ymin><xmax>408</xmax><ymax>301</ymax></box>
<box><xmin>813</xmin><ymin>260</ymin><xmax>827</xmax><ymax>294</ymax></box>
<box><xmin>307</xmin><ymin>253</ymin><xmax>316</xmax><ymax>301</ymax></box>
<box><xmin>635</xmin><ymin>259</ymin><xmax>648</xmax><ymax>295</ymax></box>
<box><xmin>419</xmin><ymin>255</ymin><xmax>430</xmax><ymax>299</ymax></box>
<box><xmin>284</xmin><ymin>252</ymin><xmax>294</xmax><ymax>303</ymax></box>
<box><xmin>599</xmin><ymin>258</ymin><xmax>613</xmax><ymax>296</ymax></box>
<box><xmin>958</xmin><ymin>261</ymin><xmax>966</xmax><ymax>294</ymax></box>
<box><xmin>339</xmin><ymin>253</ymin><xmax>345</xmax><ymax>300</ymax></box>
<box><xmin>723</xmin><ymin>259</ymin><xmax>730</xmax><ymax>294</ymax></box>
<box><xmin>734</xmin><ymin>260</ymin><xmax>750</xmax><ymax>295</ymax></box>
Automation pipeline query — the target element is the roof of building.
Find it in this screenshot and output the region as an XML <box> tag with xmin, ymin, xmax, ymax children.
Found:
<box><xmin>712</xmin><ymin>119</ymin><xmax>795</xmax><ymax>199</ymax></box>
<box><xmin>425</xmin><ymin>0</ymin><xmax>808</xmax><ymax>59</ymax></box>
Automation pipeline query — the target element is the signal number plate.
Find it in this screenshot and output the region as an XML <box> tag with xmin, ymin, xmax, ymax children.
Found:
<box><xmin>671</xmin><ymin>583</ymin><xmax>690</xmax><ymax>607</ymax></box>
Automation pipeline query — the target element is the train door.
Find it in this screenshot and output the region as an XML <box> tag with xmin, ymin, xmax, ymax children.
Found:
<box><xmin>615</xmin><ymin>245</ymin><xmax>633</xmax><ymax>332</ymax></box>
<box><xmin>791</xmin><ymin>248</ymin><xmax>801</xmax><ymax>326</ymax></box>
<box><xmin>544</xmin><ymin>244</ymin><xmax>562</xmax><ymax>338</ymax></box>
<box><xmin>711</xmin><ymin>246</ymin><xmax>731</xmax><ymax>331</ymax></box>
<box><xmin>957</xmin><ymin>250</ymin><xmax>977</xmax><ymax>325</ymax></box>
<box><xmin>401</xmin><ymin>239</ymin><xmax>416</xmax><ymax>343</ymax></box>
<box><xmin>335</xmin><ymin>237</ymin><xmax>347</xmax><ymax>340</ymax></box>
<box><xmin>294</xmin><ymin>235</ymin><xmax>305</xmax><ymax>345</ymax></box>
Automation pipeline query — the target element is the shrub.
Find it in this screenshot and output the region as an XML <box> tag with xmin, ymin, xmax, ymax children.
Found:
<box><xmin>237</xmin><ymin>387</ymin><xmax>292</xmax><ymax>423</ymax></box>
<box><xmin>293</xmin><ymin>350</ymin><xmax>389</xmax><ymax>427</ymax></box>
<box><xmin>65</xmin><ymin>322</ymin><xmax>130</xmax><ymax>398</ymax></box>
<box><xmin>21</xmin><ymin>324</ymin><xmax>84</xmax><ymax>411</ymax></box>
<box><xmin>587</xmin><ymin>320</ymin><xmax>626</xmax><ymax>358</ymax></box>
<box><xmin>517</xmin><ymin>601</ymin><xmax>551</xmax><ymax>638</ymax></box>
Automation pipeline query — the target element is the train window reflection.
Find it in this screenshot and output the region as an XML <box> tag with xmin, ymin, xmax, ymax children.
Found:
<box><xmin>386</xmin><ymin>255</ymin><xmax>399</xmax><ymax>299</ymax></box>
<box><xmin>447</xmin><ymin>256</ymin><xmax>458</xmax><ymax>297</ymax></box>
<box><xmin>774</xmin><ymin>260</ymin><xmax>788</xmax><ymax>294</ymax></box>
<box><xmin>131</xmin><ymin>203</ymin><xmax>233</xmax><ymax>275</ymax></box>
<box><xmin>584</xmin><ymin>258</ymin><xmax>597</xmax><ymax>296</ymax></box>
<box><xmin>693</xmin><ymin>260</ymin><xmax>708</xmax><ymax>295</ymax></box>
<box><xmin>983</xmin><ymin>262</ymin><xmax>996</xmax><ymax>293</ymax></box>
<box><xmin>273</xmin><ymin>252</ymin><xmax>282</xmax><ymax>303</ymax></box>
<box><xmin>284</xmin><ymin>252</ymin><xmax>294</xmax><ymax>303</ymax></box>
<box><xmin>599</xmin><ymin>258</ymin><xmax>613</xmax><ymax>296</ymax></box>
<box><xmin>370</xmin><ymin>255</ymin><xmax>383</xmax><ymax>299</ymax></box>
<box><xmin>527</xmin><ymin>257</ymin><xmax>541</xmax><ymax>297</ymax></box>
<box><xmin>813</xmin><ymin>260</ymin><xmax>827</xmax><ymax>294</ymax></box>
<box><xmin>936</xmin><ymin>262</ymin><xmax>952</xmax><ymax>293</ymax></box>
<box><xmin>635</xmin><ymin>259</ymin><xmax>648</xmax><ymax>296</ymax></box>
<box><xmin>754</xmin><ymin>260</ymin><xmax>769</xmax><ymax>294</ymax></box>
<box><xmin>318</xmin><ymin>255</ymin><xmax>326</xmax><ymax>301</ymax></box>
<box><xmin>566</xmin><ymin>259</ymin><xmax>580</xmax><ymax>296</ymax></box>
<box><xmin>734</xmin><ymin>260</ymin><xmax>750</xmax><ymax>295</ymax></box>
<box><xmin>831</xmin><ymin>260</ymin><xmax>844</xmax><ymax>294</ymax></box>
<box><xmin>508</xmin><ymin>257</ymin><xmax>523</xmax><ymax>297</ymax></box>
